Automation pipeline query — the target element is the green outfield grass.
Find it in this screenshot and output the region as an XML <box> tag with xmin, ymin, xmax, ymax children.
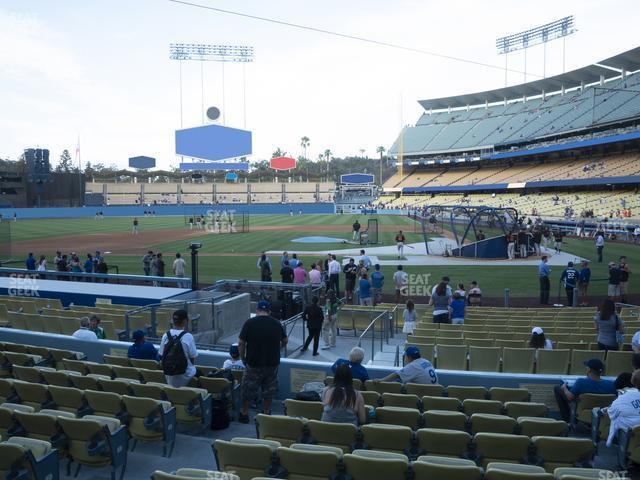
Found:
<box><xmin>6</xmin><ymin>214</ymin><xmax>639</xmax><ymax>298</ymax></box>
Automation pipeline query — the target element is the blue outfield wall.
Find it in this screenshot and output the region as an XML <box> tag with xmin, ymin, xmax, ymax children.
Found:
<box><xmin>0</xmin><ymin>203</ymin><xmax>335</xmax><ymax>219</ymax></box>
<box><xmin>0</xmin><ymin>328</ymin><xmax>584</xmax><ymax>417</ymax></box>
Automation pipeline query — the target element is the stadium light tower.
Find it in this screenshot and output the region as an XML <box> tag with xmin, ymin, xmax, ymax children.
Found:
<box><xmin>496</xmin><ymin>15</ymin><xmax>575</xmax><ymax>85</ymax></box>
<box><xmin>169</xmin><ymin>44</ymin><xmax>254</xmax><ymax>127</ymax></box>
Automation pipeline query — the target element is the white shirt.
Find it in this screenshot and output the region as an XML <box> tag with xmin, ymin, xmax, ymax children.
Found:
<box><xmin>403</xmin><ymin>309</ymin><xmax>417</xmax><ymax>324</ymax></box>
<box><xmin>632</xmin><ymin>331</ymin><xmax>640</xmax><ymax>350</ymax></box>
<box><xmin>159</xmin><ymin>328</ymin><xmax>198</xmax><ymax>386</ymax></box>
<box><xmin>606</xmin><ymin>388</ymin><xmax>640</xmax><ymax>447</ymax></box>
<box><xmin>223</xmin><ymin>358</ymin><xmax>245</xmax><ymax>371</ymax></box>
<box><xmin>360</xmin><ymin>255</ymin><xmax>372</xmax><ymax>269</ymax></box>
<box><xmin>393</xmin><ymin>270</ymin><xmax>408</xmax><ymax>289</ymax></box>
<box><xmin>173</xmin><ymin>258</ymin><xmax>186</xmax><ymax>276</ymax></box>
<box><xmin>398</xmin><ymin>358</ymin><xmax>437</xmax><ymax>384</ymax></box>
<box><xmin>328</xmin><ymin>259</ymin><xmax>341</xmax><ymax>275</ymax></box>
<box><xmin>596</xmin><ymin>236</ymin><xmax>605</xmax><ymax>247</ymax></box>
<box><xmin>72</xmin><ymin>328</ymin><xmax>98</xmax><ymax>341</ymax></box>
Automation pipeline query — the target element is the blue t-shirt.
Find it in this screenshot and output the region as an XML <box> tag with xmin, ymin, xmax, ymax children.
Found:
<box><xmin>371</xmin><ymin>271</ymin><xmax>385</xmax><ymax>289</ymax></box>
<box><xmin>579</xmin><ymin>268</ymin><xmax>591</xmax><ymax>283</ymax></box>
<box><xmin>289</xmin><ymin>258</ymin><xmax>299</xmax><ymax>269</ymax></box>
<box><xmin>450</xmin><ymin>299</ymin><xmax>465</xmax><ymax>319</ymax></box>
<box><xmin>570</xmin><ymin>377</ymin><xmax>616</xmax><ymax>396</ymax></box>
<box><xmin>331</xmin><ymin>358</ymin><xmax>369</xmax><ymax>382</ymax></box>
<box><xmin>359</xmin><ymin>279</ymin><xmax>371</xmax><ymax>299</ymax></box>
<box><xmin>127</xmin><ymin>342</ymin><xmax>159</xmax><ymax>360</ymax></box>
<box><xmin>84</xmin><ymin>260</ymin><xmax>94</xmax><ymax>273</ymax></box>
<box><xmin>25</xmin><ymin>257</ymin><xmax>36</xmax><ymax>270</ymax></box>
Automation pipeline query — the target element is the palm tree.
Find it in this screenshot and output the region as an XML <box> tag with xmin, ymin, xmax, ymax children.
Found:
<box><xmin>376</xmin><ymin>146</ymin><xmax>386</xmax><ymax>184</ymax></box>
<box><xmin>300</xmin><ymin>136</ymin><xmax>310</xmax><ymax>161</ymax></box>
<box><xmin>359</xmin><ymin>149</ymin><xmax>366</xmax><ymax>158</ymax></box>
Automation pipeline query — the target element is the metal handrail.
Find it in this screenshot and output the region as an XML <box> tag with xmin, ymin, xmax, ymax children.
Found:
<box><xmin>281</xmin><ymin>312</ymin><xmax>305</xmax><ymax>357</ymax></box>
<box><xmin>394</xmin><ymin>344</ymin><xmax>400</xmax><ymax>367</ymax></box>
<box><xmin>357</xmin><ymin>311</ymin><xmax>389</xmax><ymax>364</ymax></box>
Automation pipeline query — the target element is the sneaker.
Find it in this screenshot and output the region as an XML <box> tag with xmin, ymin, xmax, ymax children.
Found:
<box><xmin>312</xmin><ymin>352</ymin><xmax>319</xmax><ymax>356</ymax></box>
<box><xmin>238</xmin><ymin>413</ymin><xmax>250</xmax><ymax>424</ymax></box>
<box><xmin>300</xmin><ymin>348</ymin><xmax>308</xmax><ymax>353</ymax></box>
<box><xmin>321</xmin><ymin>345</ymin><xmax>331</xmax><ymax>350</ymax></box>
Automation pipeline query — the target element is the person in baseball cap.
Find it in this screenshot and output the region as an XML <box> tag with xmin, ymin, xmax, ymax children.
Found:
<box><xmin>529</xmin><ymin>326</ymin><xmax>553</xmax><ymax>350</ymax></box>
<box><xmin>374</xmin><ymin>345</ymin><xmax>437</xmax><ymax>385</ymax></box>
<box><xmin>256</xmin><ymin>300</ymin><xmax>271</xmax><ymax>313</ymax></box>
<box><xmin>127</xmin><ymin>329</ymin><xmax>159</xmax><ymax>360</ymax></box>
<box><xmin>554</xmin><ymin>357</ymin><xmax>616</xmax><ymax>422</ymax></box>
<box><xmin>223</xmin><ymin>343</ymin><xmax>244</xmax><ymax>371</ymax></box>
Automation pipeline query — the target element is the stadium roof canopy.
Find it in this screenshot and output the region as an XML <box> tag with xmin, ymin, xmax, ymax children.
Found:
<box><xmin>419</xmin><ymin>46</ymin><xmax>640</xmax><ymax>110</ymax></box>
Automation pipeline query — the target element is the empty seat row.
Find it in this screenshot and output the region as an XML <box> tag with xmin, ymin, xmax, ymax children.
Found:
<box><xmin>0</xmin><ymin>343</ymin><xmax>83</xmax><ymax>369</ymax></box>
<box><xmin>0</xmin><ymin>377</ymin><xmax>212</xmax><ymax>430</ymax></box>
<box><xmin>252</xmin><ymin>418</ymin><xmax>599</xmax><ymax>474</ymax></box>
<box><xmin>0</xmin><ymin>436</ymin><xmax>60</xmax><ymax>480</ymax></box>
<box><xmin>402</xmin><ymin>344</ymin><xmax>635</xmax><ymax>376</ymax></box>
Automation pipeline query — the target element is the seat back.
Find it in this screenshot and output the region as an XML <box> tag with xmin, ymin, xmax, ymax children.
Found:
<box><xmin>474</xmin><ymin>433</ymin><xmax>531</xmax><ymax>468</ymax></box>
<box><xmin>416</xmin><ymin>427</ymin><xmax>472</xmax><ymax>458</ymax></box>
<box><xmin>381</xmin><ymin>393</ymin><xmax>420</xmax><ymax>410</ymax></box>
<box><xmin>256</xmin><ymin>414</ymin><xmax>305</xmax><ymax>447</ymax></box>
<box><xmin>213</xmin><ymin>439</ymin><xmax>276</xmax><ymax>480</ymax></box>
<box><xmin>468</xmin><ymin>347</ymin><xmax>501</xmax><ymax>372</ymax></box>
<box><xmin>489</xmin><ymin>388</ymin><xmax>530</xmax><ymax>403</ymax></box>
<box><xmin>413</xmin><ymin>456</ymin><xmax>483</xmax><ymax>480</ymax></box>
<box><xmin>605</xmin><ymin>351</ymin><xmax>635</xmax><ymax>377</ymax></box>
<box><xmin>360</xmin><ymin>424</ymin><xmax>413</xmax><ymax>453</ymax></box>
<box><xmin>284</xmin><ymin>399</ymin><xmax>324</xmax><ymax>420</ymax></box>
<box><xmin>307</xmin><ymin>420</ymin><xmax>357</xmax><ymax>453</ymax></box>
<box><xmin>570</xmin><ymin>350</ymin><xmax>605</xmax><ymax>375</ymax></box>
<box><xmin>447</xmin><ymin>386</ymin><xmax>487</xmax><ymax>401</ymax></box>
<box><xmin>536</xmin><ymin>349</ymin><xmax>570</xmax><ymax>374</ymax></box>
<box><xmin>343</xmin><ymin>451</ymin><xmax>408</xmax><ymax>480</ymax></box>
<box><xmin>276</xmin><ymin>445</ymin><xmax>341</xmax><ymax>480</ymax></box>
<box><xmin>502</xmin><ymin>348</ymin><xmax>535</xmax><ymax>374</ymax></box>
<box><xmin>531</xmin><ymin>436</ymin><xmax>593</xmax><ymax>473</ymax></box>
<box><xmin>436</xmin><ymin>345</ymin><xmax>468</xmax><ymax>370</ymax></box>
<box><xmin>375</xmin><ymin>406</ymin><xmax>421</xmax><ymax>429</ymax></box>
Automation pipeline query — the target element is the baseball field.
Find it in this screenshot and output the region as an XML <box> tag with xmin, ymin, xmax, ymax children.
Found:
<box><xmin>6</xmin><ymin>213</ymin><xmax>639</xmax><ymax>301</ymax></box>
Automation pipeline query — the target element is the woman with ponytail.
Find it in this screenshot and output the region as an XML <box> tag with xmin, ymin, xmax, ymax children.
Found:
<box><xmin>321</xmin><ymin>363</ymin><xmax>366</xmax><ymax>425</ymax></box>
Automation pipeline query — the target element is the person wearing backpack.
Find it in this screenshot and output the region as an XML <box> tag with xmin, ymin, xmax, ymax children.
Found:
<box><xmin>159</xmin><ymin>309</ymin><xmax>197</xmax><ymax>387</ymax></box>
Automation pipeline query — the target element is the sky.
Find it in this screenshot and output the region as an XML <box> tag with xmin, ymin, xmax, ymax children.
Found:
<box><xmin>1</xmin><ymin>0</ymin><xmax>639</xmax><ymax>170</ymax></box>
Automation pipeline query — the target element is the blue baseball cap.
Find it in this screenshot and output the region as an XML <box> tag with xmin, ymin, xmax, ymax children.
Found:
<box><xmin>229</xmin><ymin>343</ymin><xmax>239</xmax><ymax>357</ymax></box>
<box><xmin>257</xmin><ymin>300</ymin><xmax>271</xmax><ymax>311</ymax></box>
<box><xmin>405</xmin><ymin>346</ymin><xmax>421</xmax><ymax>359</ymax></box>
<box><xmin>132</xmin><ymin>329</ymin><xmax>145</xmax><ymax>341</ymax></box>
<box><xmin>584</xmin><ymin>358</ymin><xmax>604</xmax><ymax>373</ymax></box>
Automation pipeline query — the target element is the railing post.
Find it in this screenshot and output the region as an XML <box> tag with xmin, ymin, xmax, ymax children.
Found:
<box><xmin>504</xmin><ymin>288</ymin><xmax>510</xmax><ymax>308</ymax></box>
<box><xmin>572</xmin><ymin>287</ymin><xmax>579</xmax><ymax>307</ymax></box>
<box><xmin>371</xmin><ymin>324</ymin><xmax>375</xmax><ymax>364</ymax></box>
<box><xmin>150</xmin><ymin>307</ymin><xmax>157</xmax><ymax>338</ymax></box>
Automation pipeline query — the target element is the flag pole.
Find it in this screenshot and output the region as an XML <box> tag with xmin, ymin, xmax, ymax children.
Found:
<box><xmin>76</xmin><ymin>136</ymin><xmax>82</xmax><ymax>206</ymax></box>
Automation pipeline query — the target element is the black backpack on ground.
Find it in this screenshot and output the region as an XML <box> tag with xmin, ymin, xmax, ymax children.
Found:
<box><xmin>161</xmin><ymin>331</ymin><xmax>188</xmax><ymax>376</ymax></box>
<box><xmin>211</xmin><ymin>396</ymin><xmax>230</xmax><ymax>430</ymax></box>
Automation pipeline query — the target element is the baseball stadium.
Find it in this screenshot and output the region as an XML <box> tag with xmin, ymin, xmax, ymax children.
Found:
<box><xmin>2</xmin><ymin>4</ymin><xmax>640</xmax><ymax>480</ymax></box>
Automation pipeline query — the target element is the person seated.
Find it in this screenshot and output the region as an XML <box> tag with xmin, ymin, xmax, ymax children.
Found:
<box><xmin>613</xmin><ymin>353</ymin><xmax>640</xmax><ymax>390</ymax></box>
<box><xmin>223</xmin><ymin>343</ymin><xmax>245</xmax><ymax>371</ymax></box>
<box><xmin>89</xmin><ymin>314</ymin><xmax>105</xmax><ymax>340</ymax></box>
<box><xmin>554</xmin><ymin>358</ymin><xmax>616</xmax><ymax>423</ymax></box>
<box><xmin>331</xmin><ymin>347</ymin><xmax>369</xmax><ymax>382</ymax></box>
<box><xmin>632</xmin><ymin>330</ymin><xmax>640</xmax><ymax>353</ymax></box>
<box><xmin>450</xmin><ymin>292</ymin><xmax>465</xmax><ymax>325</ymax></box>
<box><xmin>321</xmin><ymin>364</ymin><xmax>366</xmax><ymax>426</ymax></box>
<box><xmin>127</xmin><ymin>329</ymin><xmax>159</xmax><ymax>360</ymax></box>
<box><xmin>605</xmin><ymin>370</ymin><xmax>640</xmax><ymax>447</ymax></box>
<box><xmin>467</xmin><ymin>281</ymin><xmax>482</xmax><ymax>306</ymax></box>
<box><xmin>529</xmin><ymin>327</ymin><xmax>553</xmax><ymax>350</ymax></box>
<box><xmin>374</xmin><ymin>346</ymin><xmax>437</xmax><ymax>385</ymax></box>
<box><xmin>72</xmin><ymin>317</ymin><xmax>98</xmax><ymax>341</ymax></box>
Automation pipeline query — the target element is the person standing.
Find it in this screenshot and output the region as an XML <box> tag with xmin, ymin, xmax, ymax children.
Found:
<box><xmin>506</xmin><ymin>231</ymin><xmax>516</xmax><ymax>260</ymax></box>
<box><xmin>554</xmin><ymin>230</ymin><xmax>564</xmax><ymax>253</ymax></box>
<box><xmin>395</xmin><ymin>230</ymin><xmax>406</xmax><ymax>259</ymax></box>
<box><xmin>289</xmin><ymin>254</ymin><xmax>299</xmax><ymax>269</ymax></box>
<box><xmin>370</xmin><ymin>264</ymin><xmax>385</xmax><ymax>306</ymax></box>
<box><xmin>308</xmin><ymin>263</ymin><xmax>322</xmax><ymax>289</ymax></box>
<box><xmin>596</xmin><ymin>231</ymin><xmax>605</xmax><ymax>263</ymax></box>
<box><xmin>280</xmin><ymin>252</ymin><xmax>289</xmax><ymax>269</ymax></box>
<box><xmin>358</xmin><ymin>273</ymin><xmax>372</xmax><ymax>306</ymax></box>
<box><xmin>393</xmin><ymin>265</ymin><xmax>409</xmax><ymax>304</ymax></box>
<box><xmin>619</xmin><ymin>256</ymin><xmax>631</xmax><ymax>304</ymax></box>
<box><xmin>594</xmin><ymin>299</ymin><xmax>624</xmax><ymax>351</ymax></box>
<box><xmin>301</xmin><ymin>297</ymin><xmax>324</xmax><ymax>356</ymax></box>
<box><xmin>328</xmin><ymin>254</ymin><xmax>341</xmax><ymax>295</ymax></box>
<box><xmin>517</xmin><ymin>229</ymin><xmax>528</xmax><ymax>258</ymax></box>
<box><xmin>352</xmin><ymin>219</ymin><xmax>361</xmax><ymax>241</ymax></box>
<box><xmin>402</xmin><ymin>300</ymin><xmax>417</xmax><ymax>334</ymax></box>
<box><xmin>280</xmin><ymin>260</ymin><xmax>294</xmax><ymax>283</ymax></box>
<box><xmin>173</xmin><ymin>253</ymin><xmax>187</xmax><ymax>288</ymax></box>
<box><xmin>25</xmin><ymin>253</ymin><xmax>36</xmax><ymax>271</ymax></box>
<box><xmin>257</xmin><ymin>252</ymin><xmax>272</xmax><ymax>276</ymax></box>
<box><xmin>259</xmin><ymin>254</ymin><xmax>272</xmax><ymax>282</ymax></box>
<box><xmin>450</xmin><ymin>292</ymin><xmax>465</xmax><ymax>325</ymax></box>
<box><xmin>322</xmin><ymin>290</ymin><xmax>340</xmax><ymax>350</ymax></box>
<box><xmin>359</xmin><ymin>250</ymin><xmax>371</xmax><ymax>270</ymax></box>
<box><xmin>532</xmin><ymin>228</ymin><xmax>542</xmax><ymax>256</ymax></box>
<box><xmin>634</xmin><ymin>226</ymin><xmax>640</xmax><ymax>245</ymax></box>
<box><xmin>84</xmin><ymin>254</ymin><xmax>94</xmax><ymax>275</ymax></box>
<box><xmin>142</xmin><ymin>251</ymin><xmax>153</xmax><ymax>276</ymax></box>
<box><xmin>155</xmin><ymin>253</ymin><xmax>165</xmax><ymax>285</ymax></box>
<box><xmin>429</xmin><ymin>282</ymin><xmax>451</xmax><ymax>324</ymax></box>
<box><xmin>238</xmin><ymin>301</ymin><xmax>288</xmax><ymax>423</ymax></box>
<box><xmin>37</xmin><ymin>255</ymin><xmax>47</xmax><ymax>272</ymax></box>
<box><xmin>608</xmin><ymin>262</ymin><xmax>622</xmax><ymax>301</ymax></box>
<box><xmin>560</xmin><ymin>261</ymin><xmax>579</xmax><ymax>306</ymax></box>
<box><xmin>539</xmin><ymin>255</ymin><xmax>551</xmax><ymax>305</ymax></box>
<box><xmin>159</xmin><ymin>309</ymin><xmax>197</xmax><ymax>387</ymax></box>
<box><xmin>132</xmin><ymin>217</ymin><xmax>139</xmax><ymax>235</ymax></box>
<box><xmin>578</xmin><ymin>260</ymin><xmax>591</xmax><ymax>306</ymax></box>
<box><xmin>293</xmin><ymin>262</ymin><xmax>307</xmax><ymax>284</ymax></box>
<box><xmin>343</xmin><ymin>258</ymin><xmax>358</xmax><ymax>303</ymax></box>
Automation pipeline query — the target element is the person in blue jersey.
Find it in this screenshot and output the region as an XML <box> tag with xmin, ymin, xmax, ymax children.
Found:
<box><xmin>560</xmin><ymin>261</ymin><xmax>579</xmax><ymax>306</ymax></box>
<box><xmin>370</xmin><ymin>264</ymin><xmax>385</xmax><ymax>306</ymax></box>
<box><xmin>578</xmin><ymin>260</ymin><xmax>591</xmax><ymax>306</ymax></box>
<box><xmin>25</xmin><ymin>253</ymin><xmax>36</xmax><ymax>271</ymax></box>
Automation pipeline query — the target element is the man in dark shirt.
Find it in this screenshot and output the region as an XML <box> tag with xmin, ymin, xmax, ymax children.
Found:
<box><xmin>301</xmin><ymin>296</ymin><xmax>324</xmax><ymax>356</ymax></box>
<box><xmin>608</xmin><ymin>262</ymin><xmax>622</xmax><ymax>301</ymax></box>
<box><xmin>619</xmin><ymin>256</ymin><xmax>631</xmax><ymax>303</ymax></box>
<box><xmin>554</xmin><ymin>231</ymin><xmax>564</xmax><ymax>253</ymax></box>
<box><xmin>352</xmin><ymin>219</ymin><xmax>361</xmax><ymax>241</ymax></box>
<box><xmin>517</xmin><ymin>229</ymin><xmax>528</xmax><ymax>258</ymax></box>
<box><xmin>238</xmin><ymin>300</ymin><xmax>288</xmax><ymax>423</ymax></box>
<box><xmin>343</xmin><ymin>258</ymin><xmax>358</xmax><ymax>303</ymax></box>
<box><xmin>127</xmin><ymin>329</ymin><xmax>159</xmax><ymax>360</ymax></box>
<box><xmin>560</xmin><ymin>261</ymin><xmax>579</xmax><ymax>306</ymax></box>
<box><xmin>280</xmin><ymin>260</ymin><xmax>294</xmax><ymax>283</ymax></box>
